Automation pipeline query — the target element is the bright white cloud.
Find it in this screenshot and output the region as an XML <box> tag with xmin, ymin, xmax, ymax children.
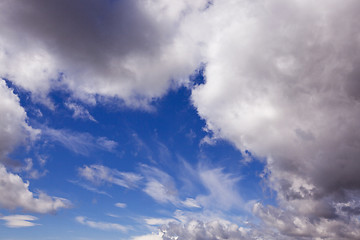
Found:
<box><xmin>0</xmin><ymin>215</ymin><xmax>39</xmax><ymax>228</ymax></box>
<box><xmin>78</xmin><ymin>164</ymin><xmax>142</xmax><ymax>189</ymax></box>
<box><xmin>0</xmin><ymin>164</ymin><xmax>70</xmax><ymax>213</ymax></box>
<box><xmin>75</xmin><ymin>216</ymin><xmax>128</xmax><ymax>232</ymax></box>
<box><xmin>0</xmin><ymin>79</ymin><xmax>39</xmax><ymax>162</ymax></box>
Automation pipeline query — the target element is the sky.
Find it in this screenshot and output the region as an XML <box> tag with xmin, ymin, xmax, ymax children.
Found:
<box><xmin>0</xmin><ymin>0</ymin><xmax>360</xmax><ymax>239</ymax></box>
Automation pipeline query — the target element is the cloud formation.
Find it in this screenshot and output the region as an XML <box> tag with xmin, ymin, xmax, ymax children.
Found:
<box><xmin>76</xmin><ymin>216</ymin><xmax>128</xmax><ymax>232</ymax></box>
<box><xmin>190</xmin><ymin>0</ymin><xmax>360</xmax><ymax>238</ymax></box>
<box><xmin>0</xmin><ymin>0</ymin><xmax>207</xmax><ymax>107</ymax></box>
<box><xmin>0</xmin><ymin>80</ymin><xmax>39</xmax><ymax>163</ymax></box>
<box><xmin>0</xmin><ymin>215</ymin><xmax>39</xmax><ymax>228</ymax></box>
<box><xmin>0</xmin><ymin>164</ymin><xmax>70</xmax><ymax>213</ymax></box>
<box><xmin>78</xmin><ymin>164</ymin><xmax>142</xmax><ymax>189</ymax></box>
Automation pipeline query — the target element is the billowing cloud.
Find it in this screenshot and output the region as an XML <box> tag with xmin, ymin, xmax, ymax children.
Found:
<box><xmin>0</xmin><ymin>164</ymin><xmax>70</xmax><ymax>213</ymax></box>
<box><xmin>0</xmin><ymin>79</ymin><xmax>39</xmax><ymax>163</ymax></box>
<box><xmin>78</xmin><ymin>164</ymin><xmax>142</xmax><ymax>189</ymax></box>
<box><xmin>0</xmin><ymin>215</ymin><xmax>39</xmax><ymax>228</ymax></box>
<box><xmin>75</xmin><ymin>216</ymin><xmax>128</xmax><ymax>232</ymax></box>
<box><xmin>0</xmin><ymin>0</ymin><xmax>207</xmax><ymax>107</ymax></box>
<box><xmin>191</xmin><ymin>0</ymin><xmax>360</xmax><ymax>238</ymax></box>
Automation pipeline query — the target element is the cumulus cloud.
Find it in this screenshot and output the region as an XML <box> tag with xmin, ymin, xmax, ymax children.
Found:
<box><xmin>0</xmin><ymin>79</ymin><xmax>39</xmax><ymax>163</ymax></box>
<box><xmin>0</xmin><ymin>0</ymin><xmax>208</xmax><ymax>107</ymax></box>
<box><xmin>75</xmin><ymin>216</ymin><xmax>128</xmax><ymax>232</ymax></box>
<box><xmin>189</xmin><ymin>0</ymin><xmax>360</xmax><ymax>238</ymax></box>
<box><xmin>78</xmin><ymin>164</ymin><xmax>142</xmax><ymax>189</ymax></box>
<box><xmin>0</xmin><ymin>215</ymin><xmax>39</xmax><ymax>228</ymax></box>
<box><xmin>0</xmin><ymin>164</ymin><xmax>70</xmax><ymax>213</ymax></box>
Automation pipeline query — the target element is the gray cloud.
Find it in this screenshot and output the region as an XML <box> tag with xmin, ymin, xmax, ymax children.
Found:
<box><xmin>191</xmin><ymin>0</ymin><xmax>360</xmax><ymax>238</ymax></box>
<box><xmin>0</xmin><ymin>164</ymin><xmax>70</xmax><ymax>213</ymax></box>
<box><xmin>0</xmin><ymin>0</ymin><xmax>206</xmax><ymax>107</ymax></box>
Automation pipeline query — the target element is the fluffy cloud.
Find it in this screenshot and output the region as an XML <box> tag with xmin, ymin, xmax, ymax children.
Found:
<box><xmin>78</xmin><ymin>164</ymin><xmax>142</xmax><ymax>189</ymax></box>
<box><xmin>191</xmin><ymin>0</ymin><xmax>360</xmax><ymax>238</ymax></box>
<box><xmin>0</xmin><ymin>0</ymin><xmax>207</xmax><ymax>107</ymax></box>
<box><xmin>0</xmin><ymin>164</ymin><xmax>70</xmax><ymax>213</ymax></box>
<box><xmin>75</xmin><ymin>216</ymin><xmax>128</xmax><ymax>232</ymax></box>
<box><xmin>0</xmin><ymin>79</ymin><xmax>39</xmax><ymax>162</ymax></box>
<box><xmin>0</xmin><ymin>215</ymin><xmax>39</xmax><ymax>228</ymax></box>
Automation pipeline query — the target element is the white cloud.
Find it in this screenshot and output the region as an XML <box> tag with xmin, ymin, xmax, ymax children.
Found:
<box><xmin>196</xmin><ymin>168</ymin><xmax>243</xmax><ymax>211</ymax></box>
<box><xmin>0</xmin><ymin>79</ymin><xmax>40</xmax><ymax>162</ymax></box>
<box><xmin>0</xmin><ymin>164</ymin><xmax>70</xmax><ymax>213</ymax></box>
<box><xmin>65</xmin><ymin>102</ymin><xmax>97</xmax><ymax>122</ymax></box>
<box><xmin>19</xmin><ymin>158</ymin><xmax>47</xmax><ymax>179</ymax></box>
<box><xmin>141</xmin><ymin>165</ymin><xmax>178</xmax><ymax>205</ymax></box>
<box><xmin>75</xmin><ymin>216</ymin><xmax>128</xmax><ymax>232</ymax></box>
<box><xmin>144</xmin><ymin>218</ymin><xmax>177</xmax><ymax>226</ymax></box>
<box><xmin>43</xmin><ymin>128</ymin><xmax>117</xmax><ymax>155</ymax></box>
<box><xmin>115</xmin><ymin>202</ymin><xmax>127</xmax><ymax>208</ymax></box>
<box><xmin>0</xmin><ymin>215</ymin><xmax>39</xmax><ymax>228</ymax></box>
<box><xmin>78</xmin><ymin>164</ymin><xmax>142</xmax><ymax>189</ymax></box>
<box><xmin>181</xmin><ymin>198</ymin><xmax>201</xmax><ymax>208</ymax></box>
<box><xmin>132</xmin><ymin>233</ymin><xmax>163</xmax><ymax>240</ymax></box>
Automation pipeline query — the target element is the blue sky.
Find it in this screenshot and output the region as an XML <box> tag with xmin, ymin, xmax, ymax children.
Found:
<box><xmin>1</xmin><ymin>0</ymin><xmax>360</xmax><ymax>239</ymax></box>
<box><xmin>1</xmin><ymin>77</ymin><xmax>269</xmax><ymax>240</ymax></box>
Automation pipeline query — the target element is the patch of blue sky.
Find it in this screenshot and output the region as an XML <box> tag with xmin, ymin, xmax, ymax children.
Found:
<box><xmin>1</xmin><ymin>75</ymin><xmax>274</xmax><ymax>239</ymax></box>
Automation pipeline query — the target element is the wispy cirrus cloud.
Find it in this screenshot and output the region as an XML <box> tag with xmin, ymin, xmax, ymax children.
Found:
<box><xmin>43</xmin><ymin>128</ymin><xmax>118</xmax><ymax>155</ymax></box>
<box><xmin>75</xmin><ymin>216</ymin><xmax>129</xmax><ymax>232</ymax></box>
<box><xmin>78</xmin><ymin>164</ymin><xmax>142</xmax><ymax>189</ymax></box>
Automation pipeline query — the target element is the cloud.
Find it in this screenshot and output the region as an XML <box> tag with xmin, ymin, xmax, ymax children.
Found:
<box><xmin>0</xmin><ymin>215</ymin><xmax>39</xmax><ymax>228</ymax></box>
<box><xmin>0</xmin><ymin>164</ymin><xmax>70</xmax><ymax>213</ymax></box>
<box><xmin>78</xmin><ymin>164</ymin><xmax>142</xmax><ymax>189</ymax></box>
<box><xmin>132</xmin><ymin>233</ymin><xmax>163</xmax><ymax>240</ymax></box>
<box><xmin>115</xmin><ymin>202</ymin><xmax>127</xmax><ymax>208</ymax></box>
<box><xmin>181</xmin><ymin>198</ymin><xmax>201</xmax><ymax>208</ymax></box>
<box><xmin>158</xmin><ymin>219</ymin><xmax>250</xmax><ymax>240</ymax></box>
<box><xmin>43</xmin><ymin>128</ymin><xmax>117</xmax><ymax>155</ymax></box>
<box><xmin>196</xmin><ymin>168</ymin><xmax>243</xmax><ymax>211</ymax></box>
<box><xmin>21</xmin><ymin>158</ymin><xmax>47</xmax><ymax>179</ymax></box>
<box><xmin>75</xmin><ymin>216</ymin><xmax>128</xmax><ymax>232</ymax></box>
<box><xmin>0</xmin><ymin>0</ymin><xmax>207</xmax><ymax>107</ymax></box>
<box><xmin>190</xmin><ymin>0</ymin><xmax>360</xmax><ymax>238</ymax></box>
<box><xmin>144</xmin><ymin>218</ymin><xmax>177</xmax><ymax>226</ymax></box>
<box><xmin>65</xmin><ymin>102</ymin><xmax>97</xmax><ymax>122</ymax></box>
<box><xmin>141</xmin><ymin>164</ymin><xmax>179</xmax><ymax>205</ymax></box>
<box><xmin>0</xmin><ymin>79</ymin><xmax>39</xmax><ymax>163</ymax></box>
